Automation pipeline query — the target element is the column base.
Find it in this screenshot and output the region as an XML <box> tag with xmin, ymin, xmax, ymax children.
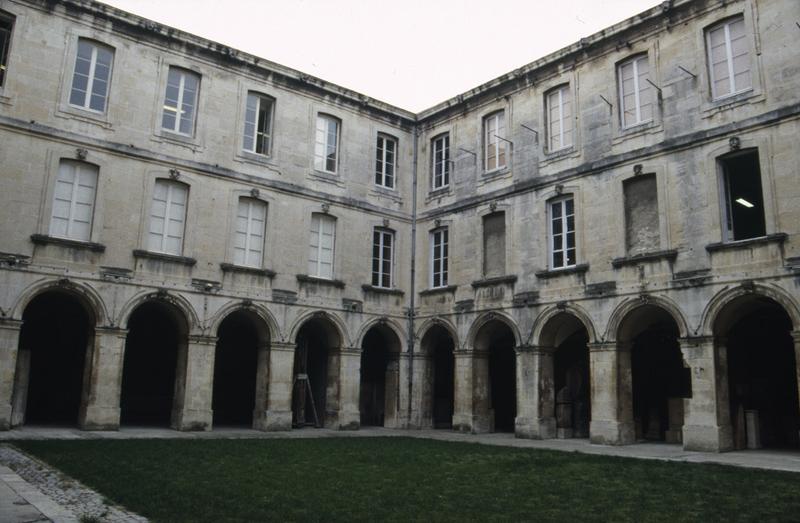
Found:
<box><xmin>682</xmin><ymin>424</ymin><xmax>733</xmax><ymax>452</ymax></box>
<box><xmin>173</xmin><ymin>408</ymin><xmax>212</xmax><ymax>431</ymax></box>
<box><xmin>452</xmin><ymin>413</ymin><xmax>492</xmax><ymax>433</ymax></box>
<box><xmin>336</xmin><ymin>410</ymin><xmax>360</xmax><ymax>430</ymax></box>
<box><xmin>590</xmin><ymin>420</ymin><xmax>635</xmax><ymax>445</ymax></box>
<box><xmin>514</xmin><ymin>416</ymin><xmax>556</xmax><ymax>439</ymax></box>
<box><xmin>0</xmin><ymin>404</ymin><xmax>10</xmax><ymax>431</ymax></box>
<box><xmin>79</xmin><ymin>405</ymin><xmax>120</xmax><ymax>431</ymax></box>
<box><xmin>254</xmin><ymin>409</ymin><xmax>292</xmax><ymax>431</ymax></box>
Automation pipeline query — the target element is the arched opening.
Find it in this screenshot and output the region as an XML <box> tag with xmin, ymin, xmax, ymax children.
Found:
<box><xmin>120</xmin><ymin>300</ymin><xmax>187</xmax><ymax>427</ymax></box>
<box><xmin>619</xmin><ymin>305</ymin><xmax>689</xmax><ymax>443</ymax></box>
<box><xmin>473</xmin><ymin>319</ymin><xmax>517</xmax><ymax>433</ymax></box>
<box><xmin>212</xmin><ymin>310</ymin><xmax>268</xmax><ymax>428</ymax></box>
<box><xmin>539</xmin><ymin>313</ymin><xmax>591</xmax><ymax>439</ymax></box>
<box><xmin>359</xmin><ymin>323</ymin><xmax>402</xmax><ymax>427</ymax></box>
<box><xmin>12</xmin><ymin>291</ymin><xmax>93</xmax><ymax>426</ymax></box>
<box><xmin>292</xmin><ymin>316</ymin><xmax>341</xmax><ymax>429</ymax></box>
<box><xmin>715</xmin><ymin>295</ymin><xmax>799</xmax><ymax>450</ymax></box>
<box><xmin>421</xmin><ymin>325</ymin><xmax>455</xmax><ymax>429</ymax></box>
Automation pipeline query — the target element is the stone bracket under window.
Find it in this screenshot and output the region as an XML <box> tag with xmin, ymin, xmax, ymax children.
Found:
<box><xmin>611</xmin><ymin>249</ymin><xmax>678</xmax><ymax>268</ymax></box>
<box><xmin>191</xmin><ymin>278</ymin><xmax>221</xmax><ymax>293</ymax></box>
<box><xmin>132</xmin><ymin>249</ymin><xmax>196</xmax><ymax>266</ymax></box>
<box><xmin>272</xmin><ymin>289</ymin><xmax>298</xmax><ymax>304</ymax></box>
<box><xmin>31</xmin><ymin>234</ymin><xmax>105</xmax><ymax>253</ymax></box>
<box><xmin>296</xmin><ymin>274</ymin><xmax>345</xmax><ymax>289</ymax></box>
<box><xmin>470</xmin><ymin>275</ymin><xmax>517</xmax><ymax>289</ymax></box>
<box><xmin>0</xmin><ymin>252</ymin><xmax>30</xmax><ymax>268</ymax></box>
<box><xmin>585</xmin><ymin>281</ymin><xmax>617</xmax><ymax>297</ymax></box>
<box><xmin>454</xmin><ymin>299</ymin><xmax>474</xmax><ymax>313</ymax></box>
<box><xmin>220</xmin><ymin>262</ymin><xmax>276</xmax><ymax>278</ymax></box>
<box><xmin>419</xmin><ymin>285</ymin><xmax>457</xmax><ymax>296</ymax></box>
<box><xmin>512</xmin><ymin>291</ymin><xmax>540</xmax><ymax>307</ymax></box>
<box><xmin>671</xmin><ymin>268</ymin><xmax>712</xmax><ymax>288</ymax></box>
<box><xmin>342</xmin><ymin>298</ymin><xmax>363</xmax><ymax>313</ymax></box>
<box><xmin>361</xmin><ymin>284</ymin><xmax>404</xmax><ymax>296</ymax></box>
<box><xmin>705</xmin><ymin>233</ymin><xmax>787</xmax><ymax>253</ymax></box>
<box><xmin>535</xmin><ymin>263</ymin><xmax>589</xmax><ymax>279</ymax></box>
<box><xmin>100</xmin><ymin>266</ymin><xmax>132</xmax><ymax>281</ymax></box>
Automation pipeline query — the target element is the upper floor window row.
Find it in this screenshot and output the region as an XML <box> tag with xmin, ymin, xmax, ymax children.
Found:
<box><xmin>162</xmin><ymin>67</ymin><xmax>200</xmax><ymax>136</ymax></box>
<box><xmin>69</xmin><ymin>39</ymin><xmax>114</xmax><ymax>113</ymax></box>
<box><xmin>315</xmin><ymin>114</ymin><xmax>340</xmax><ymax>174</ymax></box>
<box><xmin>618</xmin><ymin>54</ymin><xmax>653</xmax><ymax>129</ymax></box>
<box><xmin>0</xmin><ymin>11</ymin><xmax>13</xmax><ymax>88</ymax></box>
<box><xmin>706</xmin><ymin>15</ymin><xmax>751</xmax><ymax>100</ymax></box>
<box><xmin>375</xmin><ymin>134</ymin><xmax>396</xmax><ymax>189</ymax></box>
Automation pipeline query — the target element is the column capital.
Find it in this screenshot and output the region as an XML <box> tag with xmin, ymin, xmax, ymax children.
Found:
<box><xmin>588</xmin><ymin>341</ymin><xmax>619</xmax><ymax>353</ymax></box>
<box><xmin>678</xmin><ymin>335</ymin><xmax>715</xmax><ymax>347</ymax></box>
<box><xmin>340</xmin><ymin>346</ymin><xmax>361</xmax><ymax>355</ymax></box>
<box><xmin>96</xmin><ymin>326</ymin><xmax>128</xmax><ymax>337</ymax></box>
<box><xmin>0</xmin><ymin>318</ymin><xmax>23</xmax><ymax>330</ymax></box>
<box><xmin>270</xmin><ymin>341</ymin><xmax>296</xmax><ymax>352</ymax></box>
<box><xmin>188</xmin><ymin>334</ymin><xmax>217</xmax><ymax>346</ymax></box>
<box><xmin>791</xmin><ymin>330</ymin><xmax>800</xmax><ymax>343</ymax></box>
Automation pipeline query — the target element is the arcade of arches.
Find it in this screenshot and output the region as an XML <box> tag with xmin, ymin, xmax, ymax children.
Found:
<box><xmin>1</xmin><ymin>289</ymin><xmax>798</xmax><ymax>454</ymax></box>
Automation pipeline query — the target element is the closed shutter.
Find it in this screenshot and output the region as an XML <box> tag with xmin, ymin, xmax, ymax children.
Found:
<box><xmin>50</xmin><ymin>160</ymin><xmax>98</xmax><ymax>241</ymax></box>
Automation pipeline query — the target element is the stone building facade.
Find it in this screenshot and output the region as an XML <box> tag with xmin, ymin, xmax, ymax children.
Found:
<box><xmin>0</xmin><ymin>0</ymin><xmax>798</xmax><ymax>453</ymax></box>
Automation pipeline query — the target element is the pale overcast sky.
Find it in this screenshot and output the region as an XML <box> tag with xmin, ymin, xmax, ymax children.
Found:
<box><xmin>101</xmin><ymin>0</ymin><xmax>662</xmax><ymax>112</ymax></box>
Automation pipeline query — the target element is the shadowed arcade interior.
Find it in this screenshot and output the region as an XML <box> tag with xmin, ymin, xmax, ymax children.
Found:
<box><xmin>474</xmin><ymin>319</ymin><xmax>516</xmax><ymax>433</ymax></box>
<box><xmin>292</xmin><ymin>317</ymin><xmax>340</xmax><ymax>428</ymax></box>
<box><xmin>359</xmin><ymin>324</ymin><xmax>401</xmax><ymax>427</ymax></box>
<box><xmin>420</xmin><ymin>325</ymin><xmax>455</xmax><ymax>429</ymax></box>
<box><xmin>13</xmin><ymin>291</ymin><xmax>92</xmax><ymax>426</ymax></box>
<box><xmin>212</xmin><ymin>310</ymin><xmax>262</xmax><ymax>427</ymax></box>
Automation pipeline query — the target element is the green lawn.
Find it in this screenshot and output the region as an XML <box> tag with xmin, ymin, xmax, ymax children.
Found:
<box><xmin>13</xmin><ymin>438</ymin><xmax>800</xmax><ymax>522</ymax></box>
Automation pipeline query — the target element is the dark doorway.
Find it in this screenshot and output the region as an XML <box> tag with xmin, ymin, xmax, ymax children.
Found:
<box><xmin>432</xmin><ymin>332</ymin><xmax>455</xmax><ymax>429</ymax></box>
<box><xmin>213</xmin><ymin>311</ymin><xmax>260</xmax><ymax>427</ymax></box>
<box><xmin>120</xmin><ymin>301</ymin><xmax>183</xmax><ymax>426</ymax></box>
<box><xmin>480</xmin><ymin>322</ymin><xmax>516</xmax><ymax>433</ymax></box>
<box><xmin>726</xmin><ymin>300</ymin><xmax>798</xmax><ymax>449</ymax></box>
<box><xmin>554</xmin><ymin>329</ymin><xmax>591</xmax><ymax>438</ymax></box>
<box><xmin>17</xmin><ymin>292</ymin><xmax>91</xmax><ymax>425</ymax></box>
<box><xmin>360</xmin><ymin>329</ymin><xmax>389</xmax><ymax>427</ymax></box>
<box><xmin>293</xmin><ymin>319</ymin><xmax>338</xmax><ymax>428</ymax></box>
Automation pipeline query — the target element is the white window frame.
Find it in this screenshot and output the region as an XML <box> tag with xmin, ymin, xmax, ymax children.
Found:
<box><xmin>371</xmin><ymin>228</ymin><xmax>394</xmax><ymax>288</ymax></box>
<box><xmin>243</xmin><ymin>92</ymin><xmax>274</xmax><ymax>156</ymax></box>
<box><xmin>161</xmin><ymin>67</ymin><xmax>200</xmax><ymax>136</ymax></box>
<box><xmin>375</xmin><ymin>134</ymin><xmax>397</xmax><ymax>189</ymax></box>
<box><xmin>547</xmin><ymin>85</ymin><xmax>573</xmax><ymax>152</ymax></box>
<box><xmin>618</xmin><ymin>54</ymin><xmax>652</xmax><ymax>128</ymax></box>
<box><xmin>148</xmin><ymin>179</ymin><xmax>188</xmax><ymax>255</ymax></box>
<box><xmin>233</xmin><ymin>197</ymin><xmax>267</xmax><ymax>268</ymax></box>
<box><xmin>549</xmin><ymin>196</ymin><xmax>576</xmax><ymax>269</ymax></box>
<box><xmin>49</xmin><ymin>160</ymin><xmax>98</xmax><ymax>242</ymax></box>
<box><xmin>0</xmin><ymin>12</ymin><xmax>14</xmax><ymax>89</ymax></box>
<box><xmin>430</xmin><ymin>227</ymin><xmax>449</xmax><ymax>288</ymax></box>
<box><xmin>308</xmin><ymin>213</ymin><xmax>336</xmax><ymax>279</ymax></box>
<box><xmin>483</xmin><ymin>111</ymin><xmax>506</xmax><ymax>172</ymax></box>
<box><xmin>432</xmin><ymin>133</ymin><xmax>450</xmax><ymax>190</ymax></box>
<box><xmin>69</xmin><ymin>39</ymin><xmax>114</xmax><ymax>113</ymax></box>
<box><xmin>706</xmin><ymin>15</ymin><xmax>752</xmax><ymax>101</ymax></box>
<box><xmin>314</xmin><ymin>114</ymin><xmax>340</xmax><ymax>174</ymax></box>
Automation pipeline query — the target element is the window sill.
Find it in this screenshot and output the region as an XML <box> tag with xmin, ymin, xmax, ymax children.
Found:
<box><xmin>220</xmin><ymin>263</ymin><xmax>276</xmax><ymax>278</ymax></box>
<box><xmin>31</xmin><ymin>234</ymin><xmax>105</xmax><ymax>253</ymax></box>
<box><xmin>234</xmin><ymin>150</ymin><xmax>279</xmax><ymax>170</ymax></box>
<box><xmin>612</xmin><ymin>120</ymin><xmax>663</xmax><ymax>144</ymax></box>
<box><xmin>296</xmin><ymin>274</ymin><xmax>345</xmax><ymax>288</ymax></box>
<box><xmin>471</xmin><ymin>275</ymin><xmax>518</xmax><ymax>288</ymax></box>
<box><xmin>152</xmin><ymin>130</ymin><xmax>203</xmax><ymax>152</ymax></box>
<box><xmin>361</xmin><ymin>284</ymin><xmax>404</xmax><ymax>296</ymax></box>
<box><xmin>612</xmin><ymin>249</ymin><xmax>678</xmax><ymax>268</ymax></box>
<box><xmin>55</xmin><ymin>105</ymin><xmax>113</xmax><ymax>129</ymax></box>
<box><xmin>369</xmin><ymin>186</ymin><xmax>402</xmax><ymax>203</ymax></box>
<box><xmin>308</xmin><ymin>170</ymin><xmax>345</xmax><ymax>188</ymax></box>
<box><xmin>705</xmin><ymin>233</ymin><xmax>787</xmax><ymax>253</ymax></box>
<box><xmin>427</xmin><ymin>186</ymin><xmax>451</xmax><ymax>200</ymax></box>
<box><xmin>541</xmin><ymin>146</ymin><xmax>579</xmax><ymax>166</ymax></box>
<box><xmin>132</xmin><ymin>249</ymin><xmax>196</xmax><ymax>266</ymax></box>
<box><xmin>701</xmin><ymin>89</ymin><xmax>764</xmax><ymax>119</ymax></box>
<box><xmin>535</xmin><ymin>263</ymin><xmax>589</xmax><ymax>279</ymax></box>
<box><xmin>419</xmin><ymin>285</ymin><xmax>457</xmax><ymax>296</ymax></box>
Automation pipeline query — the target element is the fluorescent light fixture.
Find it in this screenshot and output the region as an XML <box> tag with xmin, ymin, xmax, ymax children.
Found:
<box><xmin>735</xmin><ymin>198</ymin><xmax>754</xmax><ymax>208</ymax></box>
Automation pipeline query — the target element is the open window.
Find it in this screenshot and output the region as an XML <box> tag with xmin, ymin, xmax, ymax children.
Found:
<box><xmin>0</xmin><ymin>11</ymin><xmax>14</xmax><ymax>88</ymax></box>
<box><xmin>719</xmin><ymin>149</ymin><xmax>766</xmax><ymax>241</ymax></box>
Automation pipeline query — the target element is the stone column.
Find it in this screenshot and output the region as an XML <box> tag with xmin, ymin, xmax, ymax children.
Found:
<box><xmin>515</xmin><ymin>345</ymin><xmax>556</xmax><ymax>439</ymax></box>
<box><xmin>452</xmin><ymin>349</ymin><xmax>475</xmax><ymax>432</ymax></box>
<box><xmin>256</xmin><ymin>341</ymin><xmax>293</xmax><ymax>431</ymax></box>
<box><xmin>680</xmin><ymin>336</ymin><xmax>733</xmax><ymax>452</ymax></box>
<box><xmin>79</xmin><ymin>327</ymin><xmax>127</xmax><ymax>430</ymax></box>
<box><xmin>588</xmin><ymin>341</ymin><xmax>634</xmax><ymax>445</ymax></box>
<box><xmin>409</xmin><ymin>353</ymin><xmax>432</xmax><ymax>429</ymax></box>
<box><xmin>0</xmin><ymin>319</ymin><xmax>22</xmax><ymax>430</ymax></box>
<box><xmin>173</xmin><ymin>335</ymin><xmax>216</xmax><ymax>431</ymax></box>
<box><xmin>793</xmin><ymin>331</ymin><xmax>800</xmax><ymax>445</ymax></box>
<box><xmin>337</xmin><ymin>347</ymin><xmax>361</xmax><ymax>430</ymax></box>
<box><xmin>383</xmin><ymin>355</ymin><xmax>401</xmax><ymax>428</ymax></box>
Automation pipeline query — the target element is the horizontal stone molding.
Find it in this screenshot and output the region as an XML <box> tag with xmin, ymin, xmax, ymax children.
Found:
<box><xmin>296</xmin><ymin>274</ymin><xmax>345</xmax><ymax>289</ymax></box>
<box><xmin>705</xmin><ymin>233</ymin><xmax>787</xmax><ymax>253</ymax></box>
<box><xmin>132</xmin><ymin>249</ymin><xmax>196</xmax><ymax>266</ymax></box>
<box><xmin>470</xmin><ymin>275</ymin><xmax>518</xmax><ymax>288</ymax></box>
<box><xmin>31</xmin><ymin>234</ymin><xmax>105</xmax><ymax>253</ymax></box>
<box><xmin>611</xmin><ymin>249</ymin><xmax>677</xmax><ymax>268</ymax></box>
<box><xmin>535</xmin><ymin>263</ymin><xmax>589</xmax><ymax>279</ymax></box>
<box><xmin>220</xmin><ymin>263</ymin><xmax>276</xmax><ymax>278</ymax></box>
<box><xmin>361</xmin><ymin>284</ymin><xmax>404</xmax><ymax>296</ymax></box>
<box><xmin>419</xmin><ymin>285</ymin><xmax>457</xmax><ymax>296</ymax></box>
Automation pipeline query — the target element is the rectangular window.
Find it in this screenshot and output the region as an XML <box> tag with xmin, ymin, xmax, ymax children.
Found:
<box><xmin>484</xmin><ymin>111</ymin><xmax>506</xmax><ymax>172</ymax></box>
<box><xmin>706</xmin><ymin>16</ymin><xmax>752</xmax><ymax>100</ymax></box>
<box><xmin>69</xmin><ymin>39</ymin><xmax>113</xmax><ymax>113</ymax></box>
<box><xmin>50</xmin><ymin>160</ymin><xmax>98</xmax><ymax>242</ymax></box>
<box><xmin>623</xmin><ymin>174</ymin><xmax>660</xmax><ymax>255</ymax></box>
<box><xmin>720</xmin><ymin>150</ymin><xmax>766</xmax><ymax>241</ymax></box>
<box><xmin>618</xmin><ymin>55</ymin><xmax>652</xmax><ymax>128</ymax></box>
<box><xmin>371</xmin><ymin>228</ymin><xmax>394</xmax><ymax>288</ymax></box>
<box><xmin>482</xmin><ymin>212</ymin><xmax>506</xmax><ymax>278</ymax></box>
<box><xmin>243</xmin><ymin>93</ymin><xmax>273</xmax><ymax>155</ymax></box>
<box><xmin>314</xmin><ymin>114</ymin><xmax>339</xmax><ymax>173</ymax></box>
<box><xmin>431</xmin><ymin>227</ymin><xmax>449</xmax><ymax>288</ymax></box>
<box><xmin>161</xmin><ymin>67</ymin><xmax>199</xmax><ymax>135</ymax></box>
<box><xmin>547</xmin><ymin>86</ymin><xmax>573</xmax><ymax>152</ymax></box>
<box><xmin>432</xmin><ymin>134</ymin><xmax>450</xmax><ymax>190</ymax></box>
<box><xmin>148</xmin><ymin>179</ymin><xmax>188</xmax><ymax>255</ymax></box>
<box><xmin>549</xmin><ymin>197</ymin><xmax>576</xmax><ymax>269</ymax></box>
<box><xmin>375</xmin><ymin>134</ymin><xmax>396</xmax><ymax>189</ymax></box>
<box><xmin>0</xmin><ymin>13</ymin><xmax>14</xmax><ymax>88</ymax></box>
<box><xmin>233</xmin><ymin>197</ymin><xmax>267</xmax><ymax>267</ymax></box>
<box><xmin>309</xmin><ymin>213</ymin><xmax>335</xmax><ymax>278</ymax></box>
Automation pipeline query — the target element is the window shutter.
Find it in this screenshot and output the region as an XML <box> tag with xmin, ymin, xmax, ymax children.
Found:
<box><xmin>50</xmin><ymin>161</ymin><xmax>98</xmax><ymax>241</ymax></box>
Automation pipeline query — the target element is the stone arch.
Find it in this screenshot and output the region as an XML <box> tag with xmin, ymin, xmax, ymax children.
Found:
<box><xmin>288</xmin><ymin>310</ymin><xmax>349</xmax><ymax>348</ymax></box>
<box><xmin>117</xmin><ymin>289</ymin><xmax>198</xmax><ymax>334</ymax></box>
<box><xmin>10</xmin><ymin>277</ymin><xmax>107</xmax><ymax>326</ymax></box>
<box><xmin>604</xmin><ymin>295</ymin><xmax>689</xmax><ymax>342</ymax></box>
<box><xmin>416</xmin><ymin>317</ymin><xmax>459</xmax><ymax>353</ymax></box>
<box><xmin>466</xmin><ymin>311</ymin><xmax>522</xmax><ymax>350</ymax></box>
<box><xmin>358</xmin><ymin>319</ymin><xmax>405</xmax><ymax>428</ymax></box>
<box><xmin>355</xmin><ymin>317</ymin><xmax>406</xmax><ymax>353</ymax></box>
<box><xmin>701</xmin><ymin>283</ymin><xmax>800</xmax><ymax>336</ymax></box>
<box><xmin>208</xmin><ymin>300</ymin><xmax>280</xmax><ymax>343</ymax></box>
<box><xmin>530</xmin><ymin>303</ymin><xmax>598</xmax><ymax>346</ymax></box>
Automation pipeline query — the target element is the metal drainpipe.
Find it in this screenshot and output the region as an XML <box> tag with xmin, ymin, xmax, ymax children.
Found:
<box><xmin>407</xmin><ymin>123</ymin><xmax>419</xmax><ymax>426</ymax></box>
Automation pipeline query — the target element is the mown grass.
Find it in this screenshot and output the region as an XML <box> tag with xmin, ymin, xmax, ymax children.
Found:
<box><xmin>14</xmin><ymin>437</ymin><xmax>800</xmax><ymax>522</ymax></box>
